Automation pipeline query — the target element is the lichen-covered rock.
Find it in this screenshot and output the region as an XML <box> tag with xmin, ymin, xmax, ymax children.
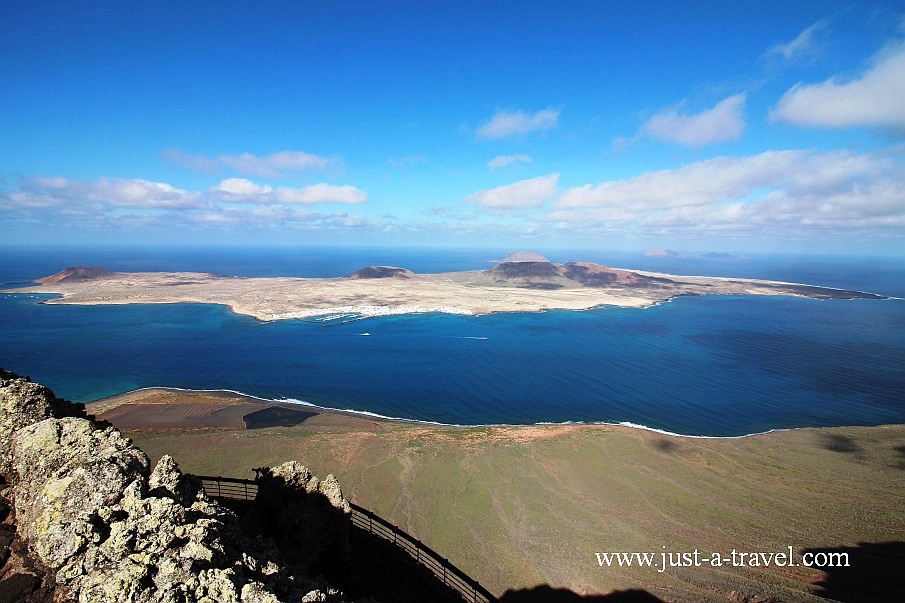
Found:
<box><xmin>241</xmin><ymin>581</ymin><xmax>286</xmax><ymax>603</ymax></box>
<box><xmin>268</xmin><ymin>461</ymin><xmax>351</xmax><ymax>514</ymax></box>
<box><xmin>318</xmin><ymin>474</ymin><xmax>351</xmax><ymax>515</ymax></box>
<box><xmin>148</xmin><ymin>453</ymin><xmax>205</xmax><ymax>506</ymax></box>
<box><xmin>11</xmin><ymin>417</ymin><xmax>150</xmax><ymax>569</ymax></box>
<box><xmin>0</xmin><ymin>368</ymin><xmax>87</xmax><ymax>474</ymax></box>
<box><xmin>0</xmin><ymin>369</ymin><xmax>353</xmax><ymax>602</ymax></box>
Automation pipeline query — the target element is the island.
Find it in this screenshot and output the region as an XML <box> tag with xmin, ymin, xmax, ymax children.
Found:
<box><xmin>5</xmin><ymin>253</ymin><xmax>883</xmax><ymax>322</ymax></box>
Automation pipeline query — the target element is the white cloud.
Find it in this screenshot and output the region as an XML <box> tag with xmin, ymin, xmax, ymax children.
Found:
<box><xmin>211</xmin><ymin>178</ymin><xmax>366</xmax><ymax>205</ymax></box>
<box><xmin>224</xmin><ymin>151</ymin><xmax>331</xmax><ymax>176</ymax></box>
<box><xmin>547</xmin><ymin>148</ymin><xmax>905</xmax><ymax>239</ymax></box>
<box><xmin>488</xmin><ymin>154</ymin><xmax>533</xmax><ymax>170</ymax></box>
<box><xmin>0</xmin><ymin>174</ymin><xmax>368</xmax><ymax>237</ymax></box>
<box><xmin>641</xmin><ymin>94</ymin><xmax>746</xmax><ymax>147</ymax></box>
<box><xmin>184</xmin><ymin>206</ymin><xmax>382</xmax><ymax>231</ymax></box>
<box><xmin>557</xmin><ymin>150</ymin><xmax>805</xmax><ymax>210</ymax></box>
<box><xmin>275</xmin><ymin>183</ymin><xmax>366</xmax><ymax>205</ymax></box>
<box><xmin>465</xmin><ymin>173</ymin><xmax>559</xmax><ymax>210</ymax></box>
<box><xmin>6</xmin><ymin>176</ymin><xmax>206</xmax><ymax>210</ymax></box>
<box><xmin>213</xmin><ymin>177</ymin><xmax>272</xmax><ymax>197</ymax></box>
<box><xmin>165</xmin><ymin>149</ymin><xmax>333</xmax><ymax>177</ymax></box>
<box><xmin>771</xmin><ymin>43</ymin><xmax>905</xmax><ymax>130</ymax></box>
<box><xmin>765</xmin><ymin>19</ymin><xmax>829</xmax><ymax>63</ymax></box>
<box><xmin>476</xmin><ymin>108</ymin><xmax>560</xmax><ymax>139</ymax></box>
<box><xmin>638</xmin><ymin>175</ymin><xmax>905</xmax><ymax>233</ymax></box>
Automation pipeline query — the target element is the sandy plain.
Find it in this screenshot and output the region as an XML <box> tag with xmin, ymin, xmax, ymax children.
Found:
<box><xmin>90</xmin><ymin>389</ymin><xmax>905</xmax><ymax>603</ymax></box>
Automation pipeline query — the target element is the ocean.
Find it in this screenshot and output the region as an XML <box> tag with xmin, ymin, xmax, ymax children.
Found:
<box><xmin>1</xmin><ymin>245</ymin><xmax>903</xmax><ymax>436</ymax></box>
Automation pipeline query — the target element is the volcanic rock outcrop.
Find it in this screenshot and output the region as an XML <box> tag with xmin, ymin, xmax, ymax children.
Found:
<box><xmin>0</xmin><ymin>368</ymin><xmax>352</xmax><ymax>602</ymax></box>
<box><xmin>483</xmin><ymin>257</ymin><xmax>674</xmax><ymax>290</ymax></box>
<box><xmin>347</xmin><ymin>266</ymin><xmax>413</xmax><ymax>279</ymax></box>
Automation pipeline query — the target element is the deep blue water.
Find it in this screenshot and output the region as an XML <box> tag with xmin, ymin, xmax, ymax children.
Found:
<box><xmin>1</xmin><ymin>245</ymin><xmax>903</xmax><ymax>436</ymax></box>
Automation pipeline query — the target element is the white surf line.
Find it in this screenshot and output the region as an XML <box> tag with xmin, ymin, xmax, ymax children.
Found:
<box><xmin>102</xmin><ymin>385</ymin><xmax>826</xmax><ymax>439</ymax></box>
<box><xmin>270</xmin><ymin>304</ymin><xmax>474</xmax><ymax>321</ymax></box>
<box><xmin>623</xmin><ymin>267</ymin><xmax>888</xmax><ymax>298</ymax></box>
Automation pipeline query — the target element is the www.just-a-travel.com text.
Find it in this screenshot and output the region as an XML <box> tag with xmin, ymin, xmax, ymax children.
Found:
<box><xmin>595</xmin><ymin>546</ymin><xmax>849</xmax><ymax>573</ymax></box>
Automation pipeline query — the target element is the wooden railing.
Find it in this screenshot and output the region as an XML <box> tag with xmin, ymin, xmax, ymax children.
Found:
<box><xmin>195</xmin><ymin>474</ymin><xmax>258</xmax><ymax>501</ymax></box>
<box><xmin>191</xmin><ymin>474</ymin><xmax>496</xmax><ymax>603</ymax></box>
<box><xmin>349</xmin><ymin>501</ymin><xmax>496</xmax><ymax>603</ymax></box>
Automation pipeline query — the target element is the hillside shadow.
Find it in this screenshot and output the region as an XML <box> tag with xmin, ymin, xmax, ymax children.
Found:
<box><xmin>804</xmin><ymin>541</ymin><xmax>905</xmax><ymax>602</ymax></box>
<box><xmin>225</xmin><ymin>473</ymin><xmax>669</xmax><ymax>603</ymax></box>
<box><xmin>339</xmin><ymin>526</ymin><xmax>464</xmax><ymax>603</ymax></box>
<box><xmin>242</xmin><ymin>406</ymin><xmax>317</xmax><ymax>428</ymax></box>
<box><xmin>651</xmin><ymin>438</ymin><xmax>678</xmax><ymax>454</ymax></box>
<box><xmin>498</xmin><ymin>585</ymin><xmax>664</xmax><ymax>602</ymax></box>
<box><xmin>819</xmin><ymin>433</ymin><xmax>861</xmax><ymax>454</ymax></box>
<box><xmin>235</xmin><ymin>469</ymin><xmax>464</xmax><ymax>602</ymax></box>
<box><xmin>240</xmin><ymin>467</ymin><xmax>351</xmax><ymax>578</ymax></box>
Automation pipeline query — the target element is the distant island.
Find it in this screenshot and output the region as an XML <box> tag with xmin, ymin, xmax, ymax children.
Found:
<box><xmin>6</xmin><ymin>252</ymin><xmax>884</xmax><ymax>322</ymax></box>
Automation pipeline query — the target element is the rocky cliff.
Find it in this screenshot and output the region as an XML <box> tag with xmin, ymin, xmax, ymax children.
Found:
<box><xmin>0</xmin><ymin>368</ymin><xmax>354</xmax><ymax>602</ymax></box>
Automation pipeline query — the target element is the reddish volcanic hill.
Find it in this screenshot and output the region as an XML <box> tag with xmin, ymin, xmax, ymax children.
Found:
<box><xmin>35</xmin><ymin>266</ymin><xmax>114</xmax><ymax>285</ymax></box>
<box><xmin>348</xmin><ymin>266</ymin><xmax>414</xmax><ymax>279</ymax></box>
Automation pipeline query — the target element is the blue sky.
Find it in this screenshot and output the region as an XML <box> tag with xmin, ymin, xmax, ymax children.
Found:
<box><xmin>2</xmin><ymin>1</ymin><xmax>904</xmax><ymax>253</ymax></box>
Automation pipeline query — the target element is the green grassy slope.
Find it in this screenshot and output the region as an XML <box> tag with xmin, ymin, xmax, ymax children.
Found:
<box><xmin>127</xmin><ymin>421</ymin><xmax>905</xmax><ymax>602</ymax></box>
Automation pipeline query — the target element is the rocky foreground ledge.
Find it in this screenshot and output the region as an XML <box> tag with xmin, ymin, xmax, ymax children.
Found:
<box><xmin>0</xmin><ymin>368</ymin><xmax>356</xmax><ymax>602</ymax></box>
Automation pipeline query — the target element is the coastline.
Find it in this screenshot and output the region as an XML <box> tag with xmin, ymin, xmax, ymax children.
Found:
<box><xmin>97</xmin><ymin>385</ymin><xmax>905</xmax><ymax>600</ymax></box>
<box><xmin>88</xmin><ymin>385</ymin><xmax>901</xmax><ymax>440</ymax></box>
<box><xmin>9</xmin><ymin>263</ymin><xmax>900</xmax><ymax>438</ymax></box>
<box><xmin>3</xmin><ymin>264</ymin><xmax>885</xmax><ymax>322</ymax></box>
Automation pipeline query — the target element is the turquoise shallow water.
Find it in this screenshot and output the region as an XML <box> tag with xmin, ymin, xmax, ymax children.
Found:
<box><xmin>1</xmin><ymin>246</ymin><xmax>903</xmax><ymax>436</ymax></box>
